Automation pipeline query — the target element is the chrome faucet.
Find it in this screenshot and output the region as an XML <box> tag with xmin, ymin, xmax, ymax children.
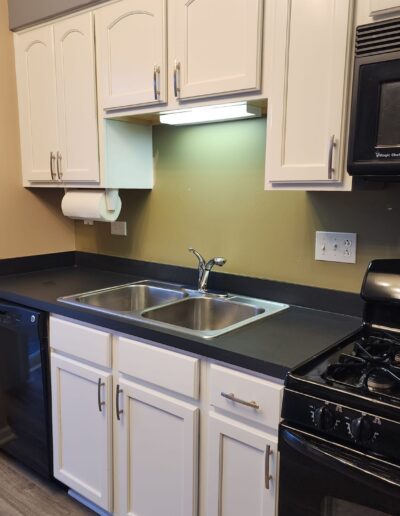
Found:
<box><xmin>189</xmin><ymin>248</ymin><xmax>226</xmax><ymax>292</ymax></box>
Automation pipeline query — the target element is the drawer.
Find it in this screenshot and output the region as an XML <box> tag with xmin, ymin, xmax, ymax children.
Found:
<box><xmin>118</xmin><ymin>337</ymin><xmax>200</xmax><ymax>399</ymax></box>
<box><xmin>209</xmin><ymin>364</ymin><xmax>283</xmax><ymax>429</ymax></box>
<box><xmin>50</xmin><ymin>316</ymin><xmax>112</xmax><ymax>368</ymax></box>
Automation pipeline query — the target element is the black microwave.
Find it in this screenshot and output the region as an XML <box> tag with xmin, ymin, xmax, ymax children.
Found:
<box><xmin>348</xmin><ymin>17</ymin><xmax>400</xmax><ymax>179</ymax></box>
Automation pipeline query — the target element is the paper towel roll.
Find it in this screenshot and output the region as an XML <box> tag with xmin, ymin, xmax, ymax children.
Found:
<box><xmin>61</xmin><ymin>190</ymin><xmax>122</xmax><ymax>222</ymax></box>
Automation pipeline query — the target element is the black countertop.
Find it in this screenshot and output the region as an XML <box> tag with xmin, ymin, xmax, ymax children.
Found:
<box><xmin>0</xmin><ymin>266</ymin><xmax>362</xmax><ymax>379</ymax></box>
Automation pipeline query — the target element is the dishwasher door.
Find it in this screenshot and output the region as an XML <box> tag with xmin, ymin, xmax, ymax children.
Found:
<box><xmin>0</xmin><ymin>301</ymin><xmax>52</xmax><ymax>479</ymax></box>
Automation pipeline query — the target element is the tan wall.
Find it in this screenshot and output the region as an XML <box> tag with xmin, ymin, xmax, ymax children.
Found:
<box><xmin>0</xmin><ymin>0</ymin><xmax>75</xmax><ymax>258</ymax></box>
<box><xmin>75</xmin><ymin>119</ymin><xmax>400</xmax><ymax>294</ymax></box>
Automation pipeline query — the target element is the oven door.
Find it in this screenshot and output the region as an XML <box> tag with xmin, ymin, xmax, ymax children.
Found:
<box><xmin>279</xmin><ymin>424</ymin><xmax>400</xmax><ymax>516</ymax></box>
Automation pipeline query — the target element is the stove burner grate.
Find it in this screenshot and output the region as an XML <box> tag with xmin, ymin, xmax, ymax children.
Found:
<box><xmin>322</xmin><ymin>332</ymin><xmax>400</xmax><ymax>399</ymax></box>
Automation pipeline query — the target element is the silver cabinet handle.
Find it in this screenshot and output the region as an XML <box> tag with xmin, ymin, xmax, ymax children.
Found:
<box><xmin>116</xmin><ymin>384</ymin><xmax>123</xmax><ymax>420</ymax></box>
<box><xmin>265</xmin><ymin>445</ymin><xmax>273</xmax><ymax>490</ymax></box>
<box><xmin>153</xmin><ymin>64</ymin><xmax>160</xmax><ymax>100</ymax></box>
<box><xmin>220</xmin><ymin>391</ymin><xmax>260</xmax><ymax>410</ymax></box>
<box><xmin>50</xmin><ymin>152</ymin><xmax>56</xmax><ymax>180</ymax></box>
<box><xmin>328</xmin><ymin>135</ymin><xmax>336</xmax><ymax>180</ymax></box>
<box><xmin>97</xmin><ymin>378</ymin><xmax>105</xmax><ymax>413</ymax></box>
<box><xmin>56</xmin><ymin>151</ymin><xmax>63</xmax><ymax>181</ymax></box>
<box><xmin>173</xmin><ymin>60</ymin><xmax>181</xmax><ymax>98</ymax></box>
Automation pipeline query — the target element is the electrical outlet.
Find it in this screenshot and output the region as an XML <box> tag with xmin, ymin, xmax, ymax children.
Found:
<box><xmin>315</xmin><ymin>232</ymin><xmax>357</xmax><ymax>264</ymax></box>
<box><xmin>111</xmin><ymin>221</ymin><xmax>127</xmax><ymax>236</ymax></box>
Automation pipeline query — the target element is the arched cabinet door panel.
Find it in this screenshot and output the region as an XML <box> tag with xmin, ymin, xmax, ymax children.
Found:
<box><xmin>54</xmin><ymin>13</ymin><xmax>100</xmax><ymax>183</ymax></box>
<box><xmin>96</xmin><ymin>0</ymin><xmax>167</xmax><ymax>111</ymax></box>
<box><xmin>15</xmin><ymin>26</ymin><xmax>58</xmax><ymax>182</ymax></box>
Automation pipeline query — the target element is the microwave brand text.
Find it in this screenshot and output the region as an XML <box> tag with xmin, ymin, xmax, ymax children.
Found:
<box><xmin>375</xmin><ymin>151</ymin><xmax>400</xmax><ymax>159</ymax></box>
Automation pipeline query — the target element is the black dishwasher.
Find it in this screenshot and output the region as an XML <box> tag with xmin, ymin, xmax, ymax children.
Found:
<box><xmin>0</xmin><ymin>301</ymin><xmax>52</xmax><ymax>479</ymax></box>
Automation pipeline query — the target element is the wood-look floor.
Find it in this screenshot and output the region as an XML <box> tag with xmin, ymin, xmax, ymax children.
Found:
<box><xmin>0</xmin><ymin>451</ymin><xmax>94</xmax><ymax>516</ymax></box>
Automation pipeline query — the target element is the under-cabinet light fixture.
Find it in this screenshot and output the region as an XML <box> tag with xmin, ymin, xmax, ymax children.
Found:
<box><xmin>159</xmin><ymin>102</ymin><xmax>262</xmax><ymax>126</ymax></box>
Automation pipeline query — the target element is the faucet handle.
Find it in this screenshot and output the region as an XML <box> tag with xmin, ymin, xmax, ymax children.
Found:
<box><xmin>188</xmin><ymin>247</ymin><xmax>205</xmax><ymax>268</ymax></box>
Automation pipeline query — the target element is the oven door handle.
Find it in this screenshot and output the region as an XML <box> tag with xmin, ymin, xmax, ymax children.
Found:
<box><xmin>281</xmin><ymin>426</ymin><xmax>400</xmax><ymax>490</ymax></box>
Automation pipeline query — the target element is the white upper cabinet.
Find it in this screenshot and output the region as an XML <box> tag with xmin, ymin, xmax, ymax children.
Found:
<box><xmin>54</xmin><ymin>13</ymin><xmax>99</xmax><ymax>182</ymax></box>
<box><xmin>14</xmin><ymin>11</ymin><xmax>154</xmax><ymax>189</ymax></box>
<box><xmin>14</xmin><ymin>26</ymin><xmax>58</xmax><ymax>182</ymax></box>
<box><xmin>369</xmin><ymin>0</ymin><xmax>400</xmax><ymax>16</ymax></box>
<box><xmin>96</xmin><ymin>0</ymin><xmax>167</xmax><ymax>110</ymax></box>
<box><xmin>15</xmin><ymin>13</ymin><xmax>100</xmax><ymax>185</ymax></box>
<box><xmin>172</xmin><ymin>0</ymin><xmax>264</xmax><ymax>101</ymax></box>
<box><xmin>265</xmin><ymin>0</ymin><xmax>354</xmax><ymax>189</ymax></box>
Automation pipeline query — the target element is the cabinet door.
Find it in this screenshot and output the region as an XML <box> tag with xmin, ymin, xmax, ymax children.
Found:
<box><xmin>173</xmin><ymin>0</ymin><xmax>264</xmax><ymax>100</ymax></box>
<box><xmin>117</xmin><ymin>379</ymin><xmax>199</xmax><ymax>516</ymax></box>
<box><xmin>51</xmin><ymin>354</ymin><xmax>113</xmax><ymax>511</ymax></box>
<box><xmin>265</xmin><ymin>0</ymin><xmax>353</xmax><ymax>185</ymax></box>
<box><xmin>14</xmin><ymin>26</ymin><xmax>58</xmax><ymax>183</ymax></box>
<box><xmin>54</xmin><ymin>13</ymin><xmax>100</xmax><ymax>183</ymax></box>
<box><xmin>207</xmin><ymin>413</ymin><xmax>278</xmax><ymax>516</ymax></box>
<box><xmin>96</xmin><ymin>0</ymin><xmax>167</xmax><ymax>110</ymax></box>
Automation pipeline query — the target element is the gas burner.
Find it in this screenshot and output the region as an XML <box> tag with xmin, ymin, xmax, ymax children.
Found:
<box><xmin>321</xmin><ymin>333</ymin><xmax>400</xmax><ymax>399</ymax></box>
<box><xmin>354</xmin><ymin>333</ymin><xmax>400</xmax><ymax>364</ymax></box>
<box><xmin>367</xmin><ymin>371</ymin><xmax>395</xmax><ymax>392</ymax></box>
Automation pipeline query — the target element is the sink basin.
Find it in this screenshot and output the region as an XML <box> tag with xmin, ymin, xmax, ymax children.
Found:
<box><xmin>59</xmin><ymin>280</ymin><xmax>288</xmax><ymax>338</ymax></box>
<box><xmin>61</xmin><ymin>281</ymin><xmax>187</xmax><ymax>313</ymax></box>
<box><xmin>142</xmin><ymin>296</ymin><xmax>263</xmax><ymax>331</ymax></box>
<box><xmin>141</xmin><ymin>294</ymin><xmax>287</xmax><ymax>338</ymax></box>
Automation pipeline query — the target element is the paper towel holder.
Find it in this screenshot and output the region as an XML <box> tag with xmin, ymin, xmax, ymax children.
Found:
<box><xmin>61</xmin><ymin>188</ymin><xmax>122</xmax><ymax>223</ymax></box>
<box><xmin>105</xmin><ymin>189</ymin><xmax>118</xmax><ymax>212</ymax></box>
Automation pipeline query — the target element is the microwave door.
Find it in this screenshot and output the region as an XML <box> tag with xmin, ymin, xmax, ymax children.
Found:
<box><xmin>348</xmin><ymin>53</ymin><xmax>400</xmax><ymax>177</ymax></box>
<box><xmin>348</xmin><ymin>14</ymin><xmax>400</xmax><ymax>178</ymax></box>
<box><xmin>376</xmin><ymin>81</ymin><xmax>400</xmax><ymax>150</ymax></box>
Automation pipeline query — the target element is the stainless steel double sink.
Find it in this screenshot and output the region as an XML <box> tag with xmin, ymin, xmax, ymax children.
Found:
<box><xmin>59</xmin><ymin>280</ymin><xmax>288</xmax><ymax>339</ymax></box>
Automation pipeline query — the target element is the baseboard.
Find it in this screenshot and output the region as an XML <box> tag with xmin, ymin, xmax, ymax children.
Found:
<box><xmin>68</xmin><ymin>489</ymin><xmax>111</xmax><ymax>516</ymax></box>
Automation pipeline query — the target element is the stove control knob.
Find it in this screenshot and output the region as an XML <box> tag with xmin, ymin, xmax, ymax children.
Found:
<box><xmin>314</xmin><ymin>406</ymin><xmax>335</xmax><ymax>431</ymax></box>
<box><xmin>350</xmin><ymin>416</ymin><xmax>373</xmax><ymax>443</ymax></box>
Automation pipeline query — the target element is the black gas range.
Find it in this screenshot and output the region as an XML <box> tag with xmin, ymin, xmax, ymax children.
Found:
<box><xmin>279</xmin><ymin>260</ymin><xmax>400</xmax><ymax>516</ymax></box>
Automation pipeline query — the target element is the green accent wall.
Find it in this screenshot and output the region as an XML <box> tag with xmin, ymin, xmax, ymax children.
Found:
<box><xmin>75</xmin><ymin>118</ymin><xmax>400</xmax><ymax>293</ymax></box>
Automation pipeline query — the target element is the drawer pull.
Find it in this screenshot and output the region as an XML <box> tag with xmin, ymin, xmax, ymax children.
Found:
<box><xmin>56</xmin><ymin>151</ymin><xmax>63</xmax><ymax>181</ymax></box>
<box><xmin>220</xmin><ymin>391</ymin><xmax>260</xmax><ymax>410</ymax></box>
<box><xmin>116</xmin><ymin>384</ymin><xmax>123</xmax><ymax>421</ymax></box>
<box><xmin>153</xmin><ymin>64</ymin><xmax>160</xmax><ymax>100</ymax></box>
<box><xmin>50</xmin><ymin>152</ymin><xmax>56</xmax><ymax>180</ymax></box>
<box><xmin>97</xmin><ymin>378</ymin><xmax>105</xmax><ymax>413</ymax></box>
<box><xmin>265</xmin><ymin>445</ymin><xmax>273</xmax><ymax>490</ymax></box>
<box><xmin>173</xmin><ymin>60</ymin><xmax>181</xmax><ymax>98</ymax></box>
<box><xmin>327</xmin><ymin>134</ymin><xmax>336</xmax><ymax>180</ymax></box>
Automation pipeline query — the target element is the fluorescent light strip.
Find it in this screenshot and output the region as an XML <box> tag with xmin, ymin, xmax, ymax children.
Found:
<box><xmin>159</xmin><ymin>102</ymin><xmax>262</xmax><ymax>126</ymax></box>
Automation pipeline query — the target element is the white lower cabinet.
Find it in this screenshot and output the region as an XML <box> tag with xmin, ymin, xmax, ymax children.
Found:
<box><xmin>49</xmin><ymin>316</ymin><xmax>282</xmax><ymax>515</ymax></box>
<box><xmin>117</xmin><ymin>379</ymin><xmax>199</xmax><ymax>516</ymax></box>
<box><xmin>51</xmin><ymin>353</ymin><xmax>113</xmax><ymax>511</ymax></box>
<box><xmin>207</xmin><ymin>413</ymin><xmax>278</xmax><ymax>516</ymax></box>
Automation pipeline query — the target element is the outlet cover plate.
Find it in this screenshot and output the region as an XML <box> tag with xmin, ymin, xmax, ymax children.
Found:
<box><xmin>315</xmin><ymin>231</ymin><xmax>357</xmax><ymax>264</ymax></box>
<box><xmin>111</xmin><ymin>221</ymin><xmax>127</xmax><ymax>236</ymax></box>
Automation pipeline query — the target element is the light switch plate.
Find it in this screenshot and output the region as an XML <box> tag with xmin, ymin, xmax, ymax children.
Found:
<box><xmin>111</xmin><ymin>221</ymin><xmax>127</xmax><ymax>236</ymax></box>
<box><xmin>315</xmin><ymin>231</ymin><xmax>357</xmax><ymax>264</ymax></box>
